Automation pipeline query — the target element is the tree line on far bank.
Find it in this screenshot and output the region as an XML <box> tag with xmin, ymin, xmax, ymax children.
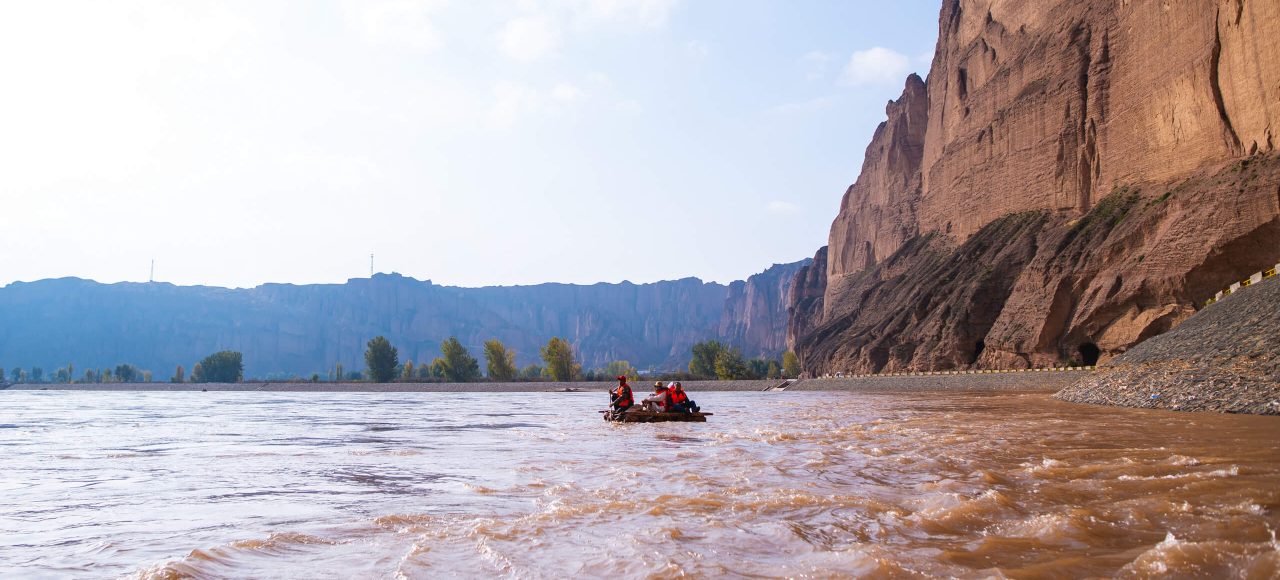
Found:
<box><xmin>1</xmin><ymin>338</ymin><xmax>800</xmax><ymax>385</ymax></box>
<box><xmin>0</xmin><ymin>350</ymin><xmax>243</xmax><ymax>385</ymax></box>
<box><xmin>357</xmin><ymin>336</ymin><xmax>800</xmax><ymax>384</ymax></box>
<box><xmin>686</xmin><ymin>340</ymin><xmax>801</xmax><ymax>380</ymax></box>
<box><xmin>0</xmin><ymin>364</ymin><xmax>156</xmax><ymax>385</ymax></box>
<box><xmin>360</xmin><ymin>335</ymin><xmax>587</xmax><ymax>383</ymax></box>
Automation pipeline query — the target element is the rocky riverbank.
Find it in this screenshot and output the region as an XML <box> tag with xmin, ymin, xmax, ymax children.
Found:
<box><xmin>1056</xmin><ymin>276</ymin><xmax>1280</xmax><ymax>415</ymax></box>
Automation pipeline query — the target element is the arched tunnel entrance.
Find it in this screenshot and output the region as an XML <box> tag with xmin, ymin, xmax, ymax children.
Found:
<box><xmin>1077</xmin><ymin>342</ymin><xmax>1100</xmax><ymax>366</ymax></box>
<box><xmin>968</xmin><ymin>340</ymin><xmax>985</xmax><ymax>365</ymax></box>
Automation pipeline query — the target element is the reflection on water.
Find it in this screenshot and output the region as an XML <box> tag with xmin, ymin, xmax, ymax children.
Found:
<box><xmin>2</xmin><ymin>390</ymin><xmax>1278</xmax><ymax>578</ymax></box>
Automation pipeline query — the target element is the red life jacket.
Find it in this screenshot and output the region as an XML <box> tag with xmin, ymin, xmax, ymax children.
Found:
<box><xmin>613</xmin><ymin>385</ymin><xmax>633</xmax><ymax>407</ymax></box>
<box><xmin>670</xmin><ymin>388</ymin><xmax>688</xmax><ymax>405</ymax></box>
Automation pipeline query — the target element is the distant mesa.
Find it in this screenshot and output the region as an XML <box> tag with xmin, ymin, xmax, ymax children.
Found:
<box><xmin>0</xmin><ymin>261</ymin><xmax>808</xmax><ymax>378</ymax></box>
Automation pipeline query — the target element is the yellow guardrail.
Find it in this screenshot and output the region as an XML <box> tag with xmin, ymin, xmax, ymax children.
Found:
<box><xmin>826</xmin><ymin>365</ymin><xmax>1096</xmax><ymax>379</ymax></box>
<box><xmin>1204</xmin><ymin>265</ymin><xmax>1277</xmax><ymax>308</ymax></box>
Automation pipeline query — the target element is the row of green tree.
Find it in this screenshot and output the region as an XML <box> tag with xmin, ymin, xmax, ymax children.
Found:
<box><xmin>0</xmin><ymin>351</ymin><xmax>244</xmax><ymax>385</ymax></box>
<box><xmin>2</xmin><ymin>340</ymin><xmax>800</xmax><ymax>385</ymax></box>
<box><xmin>2</xmin><ymin>364</ymin><xmax>155</xmax><ymax>384</ymax></box>
<box><xmin>361</xmin><ymin>336</ymin><xmax>802</xmax><ymax>383</ymax></box>
<box><xmin>360</xmin><ymin>336</ymin><xmax>586</xmax><ymax>383</ymax></box>
<box><xmin>686</xmin><ymin>340</ymin><xmax>801</xmax><ymax>380</ymax></box>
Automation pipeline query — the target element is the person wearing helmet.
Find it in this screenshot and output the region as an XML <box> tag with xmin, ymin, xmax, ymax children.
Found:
<box><xmin>641</xmin><ymin>381</ymin><xmax>672</xmax><ymax>412</ymax></box>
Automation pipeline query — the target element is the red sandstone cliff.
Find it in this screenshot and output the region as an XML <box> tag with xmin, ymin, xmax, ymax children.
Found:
<box><xmin>790</xmin><ymin>0</ymin><xmax>1280</xmax><ymax>375</ymax></box>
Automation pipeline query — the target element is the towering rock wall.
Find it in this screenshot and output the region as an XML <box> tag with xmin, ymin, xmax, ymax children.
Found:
<box><xmin>824</xmin><ymin>75</ymin><xmax>929</xmax><ymax>322</ymax></box>
<box><xmin>791</xmin><ymin>0</ymin><xmax>1280</xmax><ymax>375</ymax></box>
<box><xmin>786</xmin><ymin>246</ymin><xmax>827</xmax><ymax>351</ymax></box>
<box><xmin>0</xmin><ymin>261</ymin><xmax>806</xmax><ymax>378</ymax></box>
<box><xmin>718</xmin><ymin>260</ymin><xmax>810</xmax><ymax>357</ymax></box>
<box><xmin>919</xmin><ymin>0</ymin><xmax>1279</xmax><ymax>240</ymax></box>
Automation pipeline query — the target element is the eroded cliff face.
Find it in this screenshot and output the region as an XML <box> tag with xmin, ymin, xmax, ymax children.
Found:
<box><xmin>792</xmin><ymin>0</ymin><xmax>1280</xmax><ymax>375</ymax></box>
<box><xmin>825</xmin><ymin>74</ymin><xmax>927</xmax><ymax>315</ymax></box>
<box><xmin>0</xmin><ymin>263</ymin><xmax>807</xmax><ymax>378</ymax></box>
<box><xmin>786</xmin><ymin>246</ymin><xmax>827</xmax><ymax>351</ymax></box>
<box><xmin>718</xmin><ymin>260</ymin><xmax>810</xmax><ymax>358</ymax></box>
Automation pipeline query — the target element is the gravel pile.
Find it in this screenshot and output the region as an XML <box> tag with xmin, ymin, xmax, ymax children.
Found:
<box><xmin>1055</xmin><ymin>275</ymin><xmax>1280</xmax><ymax>414</ymax></box>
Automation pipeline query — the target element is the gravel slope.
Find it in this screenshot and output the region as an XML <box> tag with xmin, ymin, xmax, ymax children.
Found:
<box><xmin>1055</xmin><ymin>275</ymin><xmax>1280</xmax><ymax>414</ymax></box>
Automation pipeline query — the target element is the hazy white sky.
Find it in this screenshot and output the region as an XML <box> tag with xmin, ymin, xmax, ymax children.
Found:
<box><xmin>0</xmin><ymin>0</ymin><xmax>937</xmax><ymax>288</ymax></box>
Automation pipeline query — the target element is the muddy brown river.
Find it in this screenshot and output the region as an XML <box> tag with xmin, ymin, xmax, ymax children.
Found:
<box><xmin>2</xmin><ymin>390</ymin><xmax>1278</xmax><ymax>578</ymax></box>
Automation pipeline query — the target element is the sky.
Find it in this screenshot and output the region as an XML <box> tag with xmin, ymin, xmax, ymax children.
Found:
<box><xmin>0</xmin><ymin>0</ymin><xmax>939</xmax><ymax>289</ymax></box>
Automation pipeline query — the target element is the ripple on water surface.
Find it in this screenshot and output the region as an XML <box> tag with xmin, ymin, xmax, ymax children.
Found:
<box><xmin>1</xmin><ymin>390</ymin><xmax>1278</xmax><ymax>578</ymax></box>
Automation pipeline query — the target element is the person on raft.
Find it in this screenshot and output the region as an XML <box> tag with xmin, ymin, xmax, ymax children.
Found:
<box><xmin>666</xmin><ymin>382</ymin><xmax>698</xmax><ymax>413</ymax></box>
<box><xmin>609</xmin><ymin>375</ymin><xmax>634</xmax><ymax>415</ymax></box>
<box><xmin>642</xmin><ymin>381</ymin><xmax>674</xmax><ymax>412</ymax></box>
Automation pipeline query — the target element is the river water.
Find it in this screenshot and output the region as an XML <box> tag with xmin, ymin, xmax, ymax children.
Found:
<box><xmin>2</xmin><ymin>390</ymin><xmax>1278</xmax><ymax>578</ymax></box>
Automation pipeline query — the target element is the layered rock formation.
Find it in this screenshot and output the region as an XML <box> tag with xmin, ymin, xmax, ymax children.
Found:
<box><xmin>718</xmin><ymin>261</ymin><xmax>808</xmax><ymax>356</ymax></box>
<box><xmin>0</xmin><ymin>261</ymin><xmax>807</xmax><ymax>378</ymax></box>
<box><xmin>1055</xmin><ymin>274</ymin><xmax>1280</xmax><ymax>415</ymax></box>
<box><xmin>790</xmin><ymin>0</ymin><xmax>1280</xmax><ymax>375</ymax></box>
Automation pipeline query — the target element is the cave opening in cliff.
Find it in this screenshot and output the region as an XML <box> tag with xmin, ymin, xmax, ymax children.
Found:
<box><xmin>1077</xmin><ymin>342</ymin><xmax>1100</xmax><ymax>366</ymax></box>
<box><xmin>969</xmin><ymin>340</ymin><xmax>985</xmax><ymax>364</ymax></box>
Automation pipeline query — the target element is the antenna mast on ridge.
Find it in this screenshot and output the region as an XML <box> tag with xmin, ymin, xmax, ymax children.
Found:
<box><xmin>370</xmin><ymin>253</ymin><xmax>374</xmax><ymax>277</ymax></box>
<box><xmin>150</xmin><ymin>259</ymin><xmax>154</xmax><ymax>283</ymax></box>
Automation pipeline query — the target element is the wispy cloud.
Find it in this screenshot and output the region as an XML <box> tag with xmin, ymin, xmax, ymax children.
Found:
<box><xmin>771</xmin><ymin>95</ymin><xmax>837</xmax><ymax>115</ymax></box>
<box><xmin>613</xmin><ymin>99</ymin><xmax>643</xmax><ymax>114</ymax></box>
<box><xmin>557</xmin><ymin>0</ymin><xmax>681</xmax><ymax>28</ymax></box>
<box><xmin>799</xmin><ymin>50</ymin><xmax>833</xmax><ymax>80</ymax></box>
<box><xmin>767</xmin><ymin>201</ymin><xmax>800</xmax><ymax>214</ymax></box>
<box><xmin>488</xmin><ymin>80</ymin><xmax>593</xmax><ymax>128</ymax></box>
<box><xmin>839</xmin><ymin>47</ymin><xmax>911</xmax><ymax>87</ymax></box>
<box><xmin>551</xmin><ymin>82</ymin><xmax>586</xmax><ymax>102</ymax></box>
<box><xmin>500</xmin><ymin>0</ymin><xmax>681</xmax><ymax>62</ymax></box>
<box><xmin>500</xmin><ymin>15</ymin><xmax>561</xmax><ymax>61</ymax></box>
<box><xmin>685</xmin><ymin>39</ymin><xmax>710</xmax><ymax>60</ymax></box>
<box><xmin>488</xmin><ymin>81</ymin><xmax>541</xmax><ymax>128</ymax></box>
<box><xmin>344</xmin><ymin>0</ymin><xmax>449</xmax><ymax>51</ymax></box>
